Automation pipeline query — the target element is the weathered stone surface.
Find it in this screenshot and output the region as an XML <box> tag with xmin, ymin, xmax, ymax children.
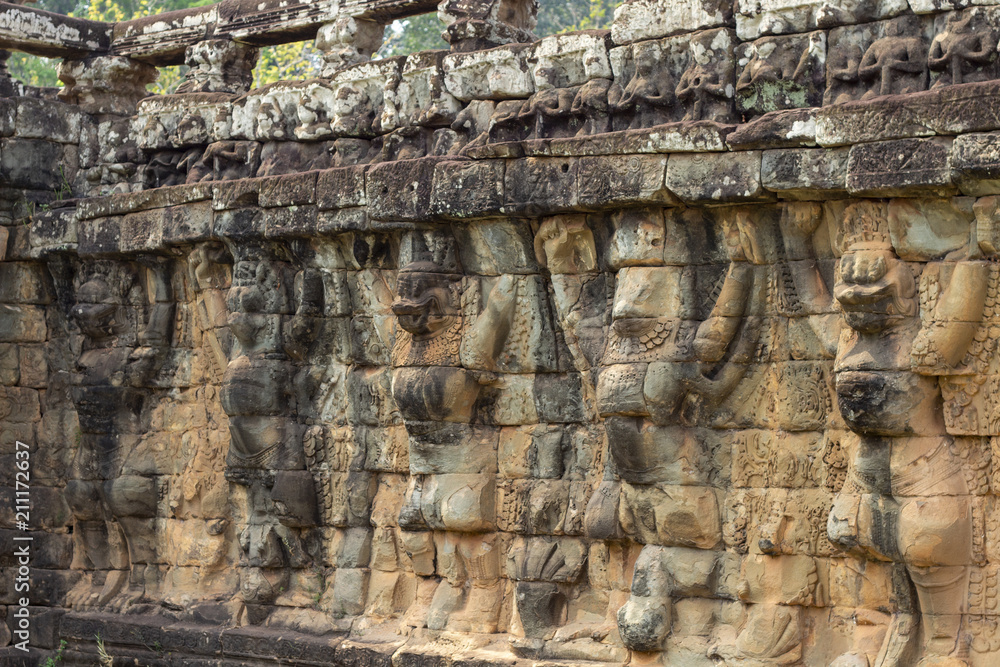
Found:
<box><xmin>429</xmin><ymin>159</ymin><xmax>505</xmax><ymax>218</ymax></box>
<box><xmin>762</xmin><ymin>146</ymin><xmax>849</xmax><ymax>198</ymax></box>
<box><xmin>503</xmin><ymin>156</ymin><xmax>579</xmax><ymax>214</ymax></box>
<box><xmin>577</xmin><ymin>154</ymin><xmax>675</xmax><ymax>208</ymax></box>
<box><xmin>847</xmin><ymin>137</ymin><xmax>957</xmax><ymax>196</ymax></box>
<box><xmin>953</xmin><ymin>132</ymin><xmax>1000</xmax><ymax>195</ymax></box>
<box><xmin>0</xmin><ymin>3</ymin><xmax>111</xmax><ymax>58</ymax></box>
<box><xmin>12</xmin><ymin>3</ymin><xmax>1000</xmax><ymax>666</ymax></box>
<box><xmin>366</xmin><ymin>157</ymin><xmax>439</xmax><ymax>221</ymax></box>
<box><xmin>735</xmin><ymin>0</ymin><xmax>909</xmax><ymax>40</ymax></box>
<box><xmin>611</xmin><ymin>0</ymin><xmax>733</xmax><ymax>45</ymax></box>
<box><xmin>0</xmin><ymin>138</ymin><xmax>64</xmax><ymax>190</ymax></box>
<box><xmin>727</xmin><ymin>108</ymin><xmax>818</xmax><ymax>150</ymax></box>
<box><xmin>818</xmin><ymin>80</ymin><xmax>1000</xmax><ymax>147</ymax></box>
<box><xmin>666</xmin><ymin>151</ymin><xmax>769</xmax><ymax>203</ymax></box>
<box><xmin>110</xmin><ymin>5</ymin><xmax>217</xmax><ymax>64</ymax></box>
<box><xmin>736</xmin><ymin>32</ymin><xmax>826</xmax><ymax>118</ymax></box>
<box><xmin>443</xmin><ymin>43</ymin><xmax>535</xmax><ymax>101</ymax></box>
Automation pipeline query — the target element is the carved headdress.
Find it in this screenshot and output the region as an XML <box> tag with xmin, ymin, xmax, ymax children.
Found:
<box><xmin>839</xmin><ymin>200</ymin><xmax>893</xmax><ymax>252</ymax></box>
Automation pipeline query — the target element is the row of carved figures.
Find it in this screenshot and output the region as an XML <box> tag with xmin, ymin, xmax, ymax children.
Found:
<box><xmin>53</xmin><ymin>200</ymin><xmax>1000</xmax><ymax>666</ymax></box>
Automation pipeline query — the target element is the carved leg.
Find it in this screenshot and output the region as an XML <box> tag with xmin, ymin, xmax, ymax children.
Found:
<box><xmin>616</xmin><ymin>545</ymin><xmax>673</xmax><ymax>653</ymax></box>
<box><xmin>399</xmin><ymin>530</ymin><xmax>437</xmax><ymax>632</ymax></box>
<box><xmin>897</xmin><ymin>494</ymin><xmax>973</xmax><ymax>665</ymax></box>
<box><xmin>441</xmin><ymin>534</ymin><xmax>501</xmax><ymax>634</ymax></box>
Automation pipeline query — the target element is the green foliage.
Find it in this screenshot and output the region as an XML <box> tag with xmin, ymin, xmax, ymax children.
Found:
<box><xmin>96</xmin><ymin>634</ymin><xmax>113</xmax><ymax>667</ymax></box>
<box><xmin>40</xmin><ymin>640</ymin><xmax>68</xmax><ymax>667</ymax></box>
<box><xmin>537</xmin><ymin>0</ymin><xmax>619</xmax><ymax>34</ymax></box>
<box><xmin>377</xmin><ymin>0</ymin><xmax>621</xmax><ymax>58</ymax></box>
<box><xmin>255</xmin><ymin>41</ymin><xmax>322</xmax><ymax>87</ymax></box>
<box><xmin>8</xmin><ymin>52</ymin><xmax>60</xmax><ymax>88</ymax></box>
<box><xmin>378</xmin><ymin>13</ymin><xmax>448</xmax><ymax>59</ymax></box>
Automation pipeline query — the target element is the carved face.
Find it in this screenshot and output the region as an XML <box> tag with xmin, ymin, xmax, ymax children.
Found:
<box><xmin>834</xmin><ymin>247</ymin><xmax>916</xmax><ymax>333</ymax></box>
<box><xmin>392</xmin><ymin>267</ymin><xmax>458</xmax><ymax>339</ymax></box>
<box><xmin>71</xmin><ymin>279</ymin><xmax>121</xmax><ymax>341</ymax></box>
<box><xmin>228</xmin><ymin>260</ymin><xmax>281</xmax><ymax>314</ymax></box>
<box><xmin>536</xmin><ymin>217</ymin><xmax>597</xmax><ymax>274</ymax></box>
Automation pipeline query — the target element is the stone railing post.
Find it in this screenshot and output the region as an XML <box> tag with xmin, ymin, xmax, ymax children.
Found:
<box><xmin>56</xmin><ymin>55</ymin><xmax>157</xmax><ymax>115</ymax></box>
<box><xmin>438</xmin><ymin>0</ymin><xmax>538</xmax><ymax>52</ymax></box>
<box><xmin>175</xmin><ymin>39</ymin><xmax>259</xmax><ymax>94</ymax></box>
<box><xmin>314</xmin><ymin>15</ymin><xmax>385</xmax><ymax>77</ymax></box>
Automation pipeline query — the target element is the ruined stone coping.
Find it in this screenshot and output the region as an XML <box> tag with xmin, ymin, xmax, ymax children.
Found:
<box><xmin>0</xmin><ymin>0</ymin><xmax>437</xmax><ymax>63</ymax></box>
<box><xmin>464</xmin><ymin>121</ymin><xmax>737</xmax><ymax>158</ymax></box>
<box><xmin>0</xmin><ymin>2</ymin><xmax>110</xmax><ymax>59</ymax></box>
<box><xmin>77</xmin><ymin>182</ymin><xmax>214</xmax><ymax>220</ymax></box>
<box><xmin>58</xmin><ymin>611</ymin><xmax>350</xmax><ymax>665</ymax></box>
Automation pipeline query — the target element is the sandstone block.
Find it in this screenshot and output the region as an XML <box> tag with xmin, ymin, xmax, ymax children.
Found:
<box><xmin>443</xmin><ymin>44</ymin><xmax>535</xmax><ymax>101</ymax></box>
<box><xmin>847</xmin><ymin>137</ymin><xmax>957</xmax><ymax>197</ymax></box>
<box><xmin>736</xmin><ymin>0</ymin><xmax>908</xmax><ymax>40</ymax></box>
<box><xmin>429</xmin><ymin>160</ymin><xmax>505</xmax><ymax>219</ymax></box>
<box><xmin>761</xmin><ymin>146</ymin><xmax>849</xmax><ymax>198</ymax></box>
<box><xmin>77</xmin><ymin>216</ymin><xmax>121</xmax><ymax>256</ymax></box>
<box><xmin>666</xmin><ymin>151</ymin><xmax>769</xmax><ymax>203</ymax></box>
<box><xmin>611</xmin><ymin>0</ymin><xmax>733</xmax><ymax>45</ymax></box>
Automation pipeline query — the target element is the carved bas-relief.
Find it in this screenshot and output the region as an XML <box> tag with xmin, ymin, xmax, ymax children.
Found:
<box><xmin>828</xmin><ymin>200</ymin><xmax>987</xmax><ymax>667</ymax></box>
<box><xmin>219</xmin><ymin>242</ymin><xmax>321</xmax><ymax>610</ymax></box>
<box><xmin>65</xmin><ymin>259</ymin><xmax>174</xmax><ymax>611</ymax></box>
<box><xmin>389</xmin><ymin>238</ymin><xmax>515</xmax><ymax>635</ymax></box>
<box><xmin>529</xmin><ymin>205</ymin><xmax>824</xmax><ymax>663</ymax></box>
<box><xmin>24</xmin><ymin>0</ymin><xmax>1000</xmax><ymax>662</ymax></box>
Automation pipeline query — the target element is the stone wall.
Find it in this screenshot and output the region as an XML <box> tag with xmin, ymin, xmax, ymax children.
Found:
<box><xmin>6</xmin><ymin>0</ymin><xmax>1000</xmax><ymax>665</ymax></box>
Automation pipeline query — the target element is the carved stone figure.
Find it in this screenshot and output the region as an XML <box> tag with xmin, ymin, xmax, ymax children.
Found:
<box><xmin>175</xmin><ymin>40</ymin><xmax>259</xmax><ymax>94</ymax></box>
<box><xmin>65</xmin><ymin>260</ymin><xmax>174</xmax><ymax>610</ymax></box>
<box><xmin>857</xmin><ymin>16</ymin><xmax>929</xmax><ymax>99</ymax></box>
<box><xmin>219</xmin><ymin>243</ymin><xmax>320</xmax><ymax>606</ymax></box>
<box><xmin>828</xmin><ymin>200</ymin><xmax>981</xmax><ymax>667</ymax></box>
<box><xmin>315</xmin><ymin>16</ymin><xmax>385</xmax><ymax>76</ymax></box>
<box><xmin>929</xmin><ymin>9</ymin><xmax>1000</xmax><ymax>88</ymax></box>
<box><xmin>20</xmin><ymin>0</ymin><xmax>1000</xmax><ymax>663</ymax></box>
<box><xmin>608</xmin><ymin>44</ymin><xmax>677</xmax><ymax>131</ymax></box>
<box><xmin>57</xmin><ymin>56</ymin><xmax>157</xmax><ymax>115</ymax></box>
<box><xmin>390</xmin><ymin>249</ymin><xmax>516</xmax><ymax>633</ymax></box>
<box><xmin>675</xmin><ymin>29</ymin><xmax>737</xmax><ymax>123</ymax></box>
<box><xmin>736</xmin><ymin>31</ymin><xmax>826</xmax><ymax>117</ymax></box>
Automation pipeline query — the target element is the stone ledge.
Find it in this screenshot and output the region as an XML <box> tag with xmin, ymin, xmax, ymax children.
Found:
<box><xmin>49</xmin><ymin>612</ymin><xmax>597</xmax><ymax>667</ymax></box>
<box><xmin>817</xmin><ymin>80</ymin><xmax>1000</xmax><ymax>147</ymax></box>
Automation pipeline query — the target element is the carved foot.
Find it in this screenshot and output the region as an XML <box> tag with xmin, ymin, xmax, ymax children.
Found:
<box><xmin>425</xmin><ymin>581</ymin><xmax>464</xmax><ymax>631</ymax></box>
<box><xmin>831</xmin><ymin>652</ymin><xmax>870</xmax><ymax>667</ymax></box>
<box><xmin>552</xmin><ymin>620</ymin><xmax>616</xmax><ymax>643</ymax></box>
<box><xmin>97</xmin><ymin>569</ymin><xmax>130</xmax><ymax>609</ymax></box>
<box><xmin>399</xmin><ymin>578</ymin><xmax>438</xmax><ymax>633</ymax></box>
<box><xmin>107</xmin><ymin>580</ymin><xmax>145</xmax><ymax>613</ymax></box>
<box><xmin>447</xmin><ymin>582</ymin><xmax>501</xmax><ymax>634</ymax></box>
<box><xmin>66</xmin><ymin>574</ymin><xmax>100</xmax><ymax>610</ymax></box>
<box><xmin>873</xmin><ymin>613</ymin><xmax>920</xmax><ymax>667</ymax></box>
